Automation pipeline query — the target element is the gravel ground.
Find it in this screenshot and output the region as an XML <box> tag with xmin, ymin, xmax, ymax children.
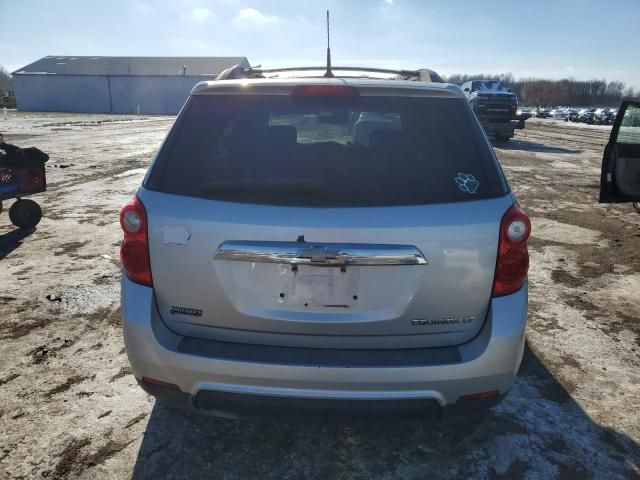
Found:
<box><xmin>0</xmin><ymin>113</ymin><xmax>639</xmax><ymax>480</ymax></box>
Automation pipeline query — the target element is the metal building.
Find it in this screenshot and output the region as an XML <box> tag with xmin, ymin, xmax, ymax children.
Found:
<box><xmin>11</xmin><ymin>56</ymin><xmax>250</xmax><ymax>114</ymax></box>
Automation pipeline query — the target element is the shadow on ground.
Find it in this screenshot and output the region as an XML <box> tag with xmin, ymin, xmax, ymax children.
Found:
<box><xmin>0</xmin><ymin>227</ymin><xmax>35</xmax><ymax>259</ymax></box>
<box><xmin>496</xmin><ymin>139</ymin><xmax>582</xmax><ymax>154</ymax></box>
<box><xmin>131</xmin><ymin>343</ymin><xmax>639</xmax><ymax>479</ymax></box>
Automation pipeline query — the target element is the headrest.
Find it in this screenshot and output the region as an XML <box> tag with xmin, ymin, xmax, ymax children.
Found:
<box><xmin>352</xmin><ymin>119</ymin><xmax>396</xmax><ymax>146</ymax></box>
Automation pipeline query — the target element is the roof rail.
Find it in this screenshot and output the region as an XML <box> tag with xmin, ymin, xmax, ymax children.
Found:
<box><xmin>215</xmin><ymin>64</ymin><xmax>262</xmax><ymax>80</ymax></box>
<box><xmin>215</xmin><ymin>64</ymin><xmax>444</xmax><ymax>83</ymax></box>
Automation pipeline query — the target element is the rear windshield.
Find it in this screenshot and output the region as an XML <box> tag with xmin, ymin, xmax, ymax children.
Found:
<box><xmin>472</xmin><ymin>81</ymin><xmax>509</xmax><ymax>92</ymax></box>
<box><xmin>145</xmin><ymin>94</ymin><xmax>508</xmax><ymax>207</ymax></box>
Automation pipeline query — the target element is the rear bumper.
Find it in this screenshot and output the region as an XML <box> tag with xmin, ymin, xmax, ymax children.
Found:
<box><xmin>476</xmin><ymin>118</ymin><xmax>525</xmax><ymax>137</ymax></box>
<box><xmin>137</xmin><ymin>377</ymin><xmax>505</xmax><ymax>422</ymax></box>
<box><xmin>122</xmin><ymin>276</ymin><xmax>527</xmax><ymax>420</ymax></box>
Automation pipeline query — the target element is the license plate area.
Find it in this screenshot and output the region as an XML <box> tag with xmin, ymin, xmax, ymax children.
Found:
<box><xmin>281</xmin><ymin>264</ymin><xmax>358</xmax><ymax>309</ymax></box>
<box><xmin>213</xmin><ymin>254</ymin><xmax>423</xmax><ymax>320</ymax></box>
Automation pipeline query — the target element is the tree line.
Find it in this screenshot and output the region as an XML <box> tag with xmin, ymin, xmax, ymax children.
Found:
<box><xmin>444</xmin><ymin>73</ymin><xmax>639</xmax><ymax>107</ymax></box>
<box><xmin>1</xmin><ymin>65</ymin><xmax>638</xmax><ymax>107</ymax></box>
<box><xmin>0</xmin><ymin>65</ymin><xmax>13</xmax><ymax>92</ymax></box>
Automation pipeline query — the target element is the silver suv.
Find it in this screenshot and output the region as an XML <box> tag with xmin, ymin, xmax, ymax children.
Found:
<box><xmin>120</xmin><ymin>68</ymin><xmax>530</xmax><ymax>421</ymax></box>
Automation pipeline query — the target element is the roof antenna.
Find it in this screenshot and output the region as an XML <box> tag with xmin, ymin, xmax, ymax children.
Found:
<box><xmin>323</xmin><ymin>10</ymin><xmax>333</xmax><ymax>78</ymax></box>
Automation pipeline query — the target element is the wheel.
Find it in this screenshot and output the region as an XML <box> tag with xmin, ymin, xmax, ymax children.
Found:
<box><xmin>9</xmin><ymin>199</ymin><xmax>42</xmax><ymax>229</ymax></box>
<box><xmin>0</xmin><ymin>200</ymin><xmax>3</xmax><ymax>216</ymax></box>
<box><xmin>634</xmin><ymin>202</ymin><xmax>640</xmax><ymax>214</ymax></box>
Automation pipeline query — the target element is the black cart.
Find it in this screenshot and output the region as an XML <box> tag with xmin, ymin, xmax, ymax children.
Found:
<box><xmin>0</xmin><ymin>163</ymin><xmax>46</xmax><ymax>229</ymax></box>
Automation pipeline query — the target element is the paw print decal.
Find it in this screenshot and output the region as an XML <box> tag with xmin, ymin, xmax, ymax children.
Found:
<box><xmin>455</xmin><ymin>173</ymin><xmax>479</xmax><ymax>194</ymax></box>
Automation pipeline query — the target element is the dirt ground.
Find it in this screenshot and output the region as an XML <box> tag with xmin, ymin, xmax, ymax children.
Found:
<box><xmin>0</xmin><ymin>113</ymin><xmax>639</xmax><ymax>480</ymax></box>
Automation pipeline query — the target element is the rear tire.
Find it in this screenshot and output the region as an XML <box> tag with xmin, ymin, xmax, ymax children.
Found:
<box><xmin>9</xmin><ymin>199</ymin><xmax>42</xmax><ymax>229</ymax></box>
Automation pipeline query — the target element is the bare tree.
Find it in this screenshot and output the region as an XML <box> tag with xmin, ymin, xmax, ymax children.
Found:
<box><xmin>0</xmin><ymin>65</ymin><xmax>13</xmax><ymax>91</ymax></box>
<box><xmin>623</xmin><ymin>86</ymin><xmax>637</xmax><ymax>100</ymax></box>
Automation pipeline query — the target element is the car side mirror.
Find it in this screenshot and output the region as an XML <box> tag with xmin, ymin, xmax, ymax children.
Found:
<box><xmin>507</xmin><ymin>88</ymin><xmax>511</xmax><ymax>92</ymax></box>
<box><xmin>463</xmin><ymin>88</ymin><xmax>470</xmax><ymax>92</ymax></box>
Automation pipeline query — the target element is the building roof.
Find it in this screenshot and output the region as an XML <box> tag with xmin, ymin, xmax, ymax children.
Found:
<box><xmin>12</xmin><ymin>56</ymin><xmax>250</xmax><ymax>76</ymax></box>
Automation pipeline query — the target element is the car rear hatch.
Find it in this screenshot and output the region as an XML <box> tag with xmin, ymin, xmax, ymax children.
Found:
<box><xmin>141</xmin><ymin>80</ymin><xmax>511</xmax><ymax>349</ymax></box>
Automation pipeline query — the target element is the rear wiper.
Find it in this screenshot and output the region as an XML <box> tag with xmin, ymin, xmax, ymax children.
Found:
<box><xmin>199</xmin><ymin>178</ymin><xmax>326</xmax><ymax>196</ymax></box>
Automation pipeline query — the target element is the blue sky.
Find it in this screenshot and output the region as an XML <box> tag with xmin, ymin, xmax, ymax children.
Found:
<box><xmin>2</xmin><ymin>0</ymin><xmax>639</xmax><ymax>87</ymax></box>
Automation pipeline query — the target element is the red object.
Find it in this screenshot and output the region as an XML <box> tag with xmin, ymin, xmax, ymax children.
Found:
<box><xmin>141</xmin><ymin>376</ymin><xmax>180</xmax><ymax>391</ymax></box>
<box><xmin>120</xmin><ymin>195</ymin><xmax>153</xmax><ymax>286</ymax></box>
<box><xmin>457</xmin><ymin>390</ymin><xmax>500</xmax><ymax>402</ymax></box>
<box><xmin>18</xmin><ymin>167</ymin><xmax>46</xmax><ymax>192</ymax></box>
<box><xmin>492</xmin><ymin>204</ymin><xmax>531</xmax><ymax>297</ymax></box>
<box><xmin>291</xmin><ymin>85</ymin><xmax>360</xmax><ymax>96</ymax></box>
<box><xmin>0</xmin><ymin>165</ymin><xmax>47</xmax><ymax>198</ymax></box>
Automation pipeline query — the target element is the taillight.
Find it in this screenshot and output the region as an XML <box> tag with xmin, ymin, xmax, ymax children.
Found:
<box><xmin>492</xmin><ymin>204</ymin><xmax>530</xmax><ymax>297</ymax></box>
<box><xmin>119</xmin><ymin>195</ymin><xmax>152</xmax><ymax>286</ymax></box>
<box><xmin>291</xmin><ymin>85</ymin><xmax>359</xmax><ymax>96</ymax></box>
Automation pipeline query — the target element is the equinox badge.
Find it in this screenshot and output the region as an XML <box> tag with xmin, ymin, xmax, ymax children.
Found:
<box><xmin>412</xmin><ymin>316</ymin><xmax>475</xmax><ymax>326</ymax></box>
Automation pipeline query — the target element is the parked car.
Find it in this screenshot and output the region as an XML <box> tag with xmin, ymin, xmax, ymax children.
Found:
<box><xmin>536</xmin><ymin>107</ymin><xmax>551</xmax><ymax>118</ymax></box>
<box><xmin>516</xmin><ymin>107</ymin><xmax>532</xmax><ymax>126</ymax></box>
<box><xmin>600</xmin><ymin>100</ymin><xmax>640</xmax><ymax>215</ymax></box>
<box><xmin>120</xmin><ymin>67</ymin><xmax>531</xmax><ymax>421</ymax></box>
<box><xmin>564</xmin><ymin>108</ymin><xmax>578</xmax><ymax>122</ymax></box>
<box><xmin>567</xmin><ymin>107</ymin><xmax>587</xmax><ymax>123</ymax></box>
<box><xmin>573</xmin><ymin>108</ymin><xmax>596</xmax><ymax>123</ymax></box>
<box><xmin>593</xmin><ymin>108</ymin><xmax>617</xmax><ymax>125</ymax></box>
<box><xmin>461</xmin><ymin>80</ymin><xmax>525</xmax><ymax>141</ymax></box>
<box><xmin>550</xmin><ymin>107</ymin><xmax>570</xmax><ymax>120</ymax></box>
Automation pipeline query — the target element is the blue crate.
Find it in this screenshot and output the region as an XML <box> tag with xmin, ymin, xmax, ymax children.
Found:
<box><xmin>0</xmin><ymin>182</ymin><xmax>19</xmax><ymax>195</ymax></box>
